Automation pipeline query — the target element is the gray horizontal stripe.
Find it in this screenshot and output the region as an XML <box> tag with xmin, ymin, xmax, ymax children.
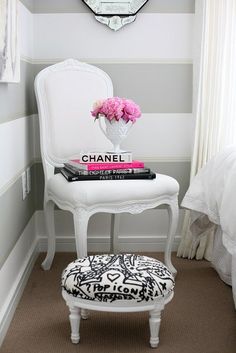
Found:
<box><xmin>20</xmin><ymin>0</ymin><xmax>34</xmax><ymax>12</ymax></box>
<box><xmin>0</xmin><ymin>166</ymin><xmax>36</xmax><ymax>269</ymax></box>
<box><xmin>21</xmin><ymin>0</ymin><xmax>195</xmax><ymax>13</ymax></box>
<box><xmin>34</xmin><ymin>63</ymin><xmax>192</xmax><ymax>113</ymax></box>
<box><xmin>34</xmin><ymin>161</ymin><xmax>190</xmax><ymax>210</ymax></box>
<box><xmin>0</xmin><ymin>60</ymin><xmax>35</xmax><ymax>124</ymax></box>
<box><xmin>145</xmin><ymin>161</ymin><xmax>190</xmax><ymax>204</ymax></box>
<box><xmin>33</xmin><ymin>163</ymin><xmax>44</xmax><ymax>210</ymax></box>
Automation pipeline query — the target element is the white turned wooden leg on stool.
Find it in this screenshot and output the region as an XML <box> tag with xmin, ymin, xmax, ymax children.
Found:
<box><xmin>69</xmin><ymin>306</ymin><xmax>81</xmax><ymax>344</ymax></box>
<box><xmin>149</xmin><ymin>308</ymin><xmax>162</xmax><ymax>348</ymax></box>
<box><xmin>41</xmin><ymin>200</ymin><xmax>56</xmax><ymax>270</ymax></box>
<box><xmin>164</xmin><ymin>199</ymin><xmax>179</xmax><ymax>276</ymax></box>
<box><xmin>81</xmin><ymin>309</ymin><xmax>89</xmax><ymax>320</ymax></box>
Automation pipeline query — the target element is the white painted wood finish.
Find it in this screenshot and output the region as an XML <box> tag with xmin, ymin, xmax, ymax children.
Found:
<box><xmin>34</xmin><ymin>59</ymin><xmax>179</xmax><ymax>272</ymax></box>
<box><xmin>62</xmin><ymin>289</ymin><xmax>173</xmax><ymax>348</ymax></box>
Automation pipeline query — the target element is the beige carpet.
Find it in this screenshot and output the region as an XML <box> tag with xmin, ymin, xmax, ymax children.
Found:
<box><xmin>2</xmin><ymin>253</ymin><xmax>236</xmax><ymax>353</ymax></box>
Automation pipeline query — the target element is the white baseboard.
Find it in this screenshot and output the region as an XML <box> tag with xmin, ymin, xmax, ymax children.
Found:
<box><xmin>0</xmin><ymin>216</ymin><xmax>38</xmax><ymax>347</ymax></box>
<box><xmin>36</xmin><ymin>209</ymin><xmax>183</xmax><ymax>252</ymax></box>
<box><xmin>38</xmin><ymin>235</ymin><xmax>181</xmax><ymax>253</ymax></box>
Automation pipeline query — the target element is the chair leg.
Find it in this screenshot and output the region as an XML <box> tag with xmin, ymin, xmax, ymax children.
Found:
<box><xmin>73</xmin><ymin>208</ymin><xmax>90</xmax><ymax>258</ymax></box>
<box><xmin>164</xmin><ymin>199</ymin><xmax>179</xmax><ymax>276</ymax></box>
<box><xmin>69</xmin><ymin>306</ymin><xmax>81</xmax><ymax>344</ymax></box>
<box><xmin>110</xmin><ymin>214</ymin><xmax>120</xmax><ymax>253</ymax></box>
<box><xmin>73</xmin><ymin>209</ymin><xmax>90</xmax><ymax>320</ymax></box>
<box><xmin>149</xmin><ymin>308</ymin><xmax>162</xmax><ymax>348</ymax></box>
<box><xmin>41</xmin><ymin>200</ymin><xmax>55</xmax><ymax>270</ymax></box>
<box><xmin>81</xmin><ymin>309</ymin><xmax>89</xmax><ymax>320</ymax></box>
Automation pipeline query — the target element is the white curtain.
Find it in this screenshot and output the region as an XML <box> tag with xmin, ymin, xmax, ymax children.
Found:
<box><xmin>178</xmin><ymin>0</ymin><xmax>236</xmax><ymax>260</ymax></box>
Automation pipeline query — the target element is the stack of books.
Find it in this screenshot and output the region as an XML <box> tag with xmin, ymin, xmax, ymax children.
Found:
<box><xmin>60</xmin><ymin>151</ymin><xmax>156</xmax><ymax>181</ymax></box>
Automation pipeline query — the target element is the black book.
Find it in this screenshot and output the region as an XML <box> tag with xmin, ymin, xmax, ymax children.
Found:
<box><xmin>60</xmin><ymin>167</ymin><xmax>156</xmax><ymax>182</ymax></box>
<box><xmin>64</xmin><ymin>164</ymin><xmax>151</xmax><ymax>176</ymax></box>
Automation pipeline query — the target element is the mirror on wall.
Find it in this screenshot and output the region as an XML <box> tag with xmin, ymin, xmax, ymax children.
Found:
<box><xmin>82</xmin><ymin>0</ymin><xmax>149</xmax><ymax>31</ymax></box>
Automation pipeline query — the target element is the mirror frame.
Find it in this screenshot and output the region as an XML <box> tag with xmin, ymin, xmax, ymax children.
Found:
<box><xmin>82</xmin><ymin>0</ymin><xmax>149</xmax><ymax>31</ymax></box>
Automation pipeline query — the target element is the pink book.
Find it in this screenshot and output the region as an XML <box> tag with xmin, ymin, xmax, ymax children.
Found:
<box><xmin>66</xmin><ymin>160</ymin><xmax>145</xmax><ymax>171</ymax></box>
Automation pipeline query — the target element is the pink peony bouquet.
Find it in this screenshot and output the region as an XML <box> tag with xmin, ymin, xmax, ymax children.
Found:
<box><xmin>91</xmin><ymin>97</ymin><xmax>141</xmax><ymax>123</ymax></box>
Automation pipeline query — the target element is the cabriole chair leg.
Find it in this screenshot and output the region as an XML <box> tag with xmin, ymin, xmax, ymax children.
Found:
<box><xmin>73</xmin><ymin>209</ymin><xmax>91</xmax><ymax>320</ymax></box>
<box><xmin>165</xmin><ymin>200</ymin><xmax>179</xmax><ymax>276</ymax></box>
<box><xmin>41</xmin><ymin>200</ymin><xmax>55</xmax><ymax>270</ymax></box>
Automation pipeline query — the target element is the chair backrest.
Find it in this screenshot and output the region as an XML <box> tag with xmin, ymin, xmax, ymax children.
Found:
<box><xmin>34</xmin><ymin>59</ymin><xmax>113</xmax><ymax>180</ymax></box>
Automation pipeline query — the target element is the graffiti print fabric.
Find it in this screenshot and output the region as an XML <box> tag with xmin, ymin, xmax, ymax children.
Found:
<box><xmin>62</xmin><ymin>254</ymin><xmax>174</xmax><ymax>303</ymax></box>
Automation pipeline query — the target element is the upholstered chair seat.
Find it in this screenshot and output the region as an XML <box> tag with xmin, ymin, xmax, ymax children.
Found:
<box><xmin>48</xmin><ymin>173</ymin><xmax>179</xmax><ymax>208</ymax></box>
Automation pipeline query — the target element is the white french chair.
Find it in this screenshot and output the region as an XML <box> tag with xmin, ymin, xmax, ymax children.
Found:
<box><xmin>34</xmin><ymin>59</ymin><xmax>179</xmax><ymax>273</ymax></box>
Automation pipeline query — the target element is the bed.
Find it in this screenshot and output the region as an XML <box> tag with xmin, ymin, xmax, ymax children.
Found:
<box><xmin>181</xmin><ymin>145</ymin><xmax>236</xmax><ymax>308</ymax></box>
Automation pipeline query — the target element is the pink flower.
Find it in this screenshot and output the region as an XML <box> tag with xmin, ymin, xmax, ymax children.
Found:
<box><xmin>91</xmin><ymin>97</ymin><xmax>141</xmax><ymax>123</ymax></box>
<box><xmin>100</xmin><ymin>97</ymin><xmax>124</xmax><ymax>121</ymax></box>
<box><xmin>91</xmin><ymin>99</ymin><xmax>104</xmax><ymax>119</ymax></box>
<box><xmin>93</xmin><ymin>99</ymin><xmax>104</xmax><ymax>110</ymax></box>
<box><xmin>122</xmin><ymin>99</ymin><xmax>141</xmax><ymax>123</ymax></box>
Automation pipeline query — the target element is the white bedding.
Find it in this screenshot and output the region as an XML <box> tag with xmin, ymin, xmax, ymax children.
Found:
<box><xmin>181</xmin><ymin>145</ymin><xmax>236</xmax><ymax>308</ymax></box>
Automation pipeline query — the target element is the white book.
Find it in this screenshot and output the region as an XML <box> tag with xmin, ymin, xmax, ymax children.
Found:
<box><xmin>80</xmin><ymin>151</ymin><xmax>132</xmax><ymax>163</ymax></box>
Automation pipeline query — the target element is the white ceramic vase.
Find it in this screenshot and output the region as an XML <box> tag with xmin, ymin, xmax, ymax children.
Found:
<box><xmin>99</xmin><ymin>116</ymin><xmax>133</xmax><ymax>153</ymax></box>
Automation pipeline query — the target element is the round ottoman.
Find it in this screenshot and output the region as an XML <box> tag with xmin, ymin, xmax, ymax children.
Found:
<box><xmin>62</xmin><ymin>254</ymin><xmax>175</xmax><ymax>348</ymax></box>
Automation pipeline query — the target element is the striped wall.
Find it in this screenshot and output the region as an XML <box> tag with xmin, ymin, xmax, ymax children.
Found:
<box><xmin>0</xmin><ymin>0</ymin><xmax>195</xmax><ymax>269</ymax></box>
<box><xmin>28</xmin><ymin>0</ymin><xmax>194</xmax><ymax>210</ymax></box>
<box><xmin>0</xmin><ymin>2</ymin><xmax>36</xmax><ymax>269</ymax></box>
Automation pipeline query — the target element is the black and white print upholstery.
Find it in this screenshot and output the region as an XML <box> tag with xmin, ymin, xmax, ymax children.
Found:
<box><xmin>61</xmin><ymin>254</ymin><xmax>175</xmax><ymax>303</ymax></box>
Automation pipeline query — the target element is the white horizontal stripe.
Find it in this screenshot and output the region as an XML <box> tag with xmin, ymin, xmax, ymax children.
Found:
<box><xmin>0</xmin><ymin>113</ymin><xmax>192</xmax><ymax>196</ymax></box>
<box><xmin>122</xmin><ymin>113</ymin><xmax>194</xmax><ymax>160</ymax></box>
<box><xmin>33</xmin><ymin>113</ymin><xmax>193</xmax><ymax>160</ymax></box>
<box><xmin>0</xmin><ymin>115</ymin><xmax>35</xmax><ymax>196</ymax></box>
<box><xmin>19</xmin><ymin>3</ymin><xmax>193</xmax><ymax>62</ymax></box>
<box><xmin>33</xmin><ymin>13</ymin><xmax>193</xmax><ymax>61</ymax></box>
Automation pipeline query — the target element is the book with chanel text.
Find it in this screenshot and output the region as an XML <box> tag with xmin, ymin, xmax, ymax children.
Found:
<box><xmin>80</xmin><ymin>151</ymin><xmax>132</xmax><ymax>163</ymax></box>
